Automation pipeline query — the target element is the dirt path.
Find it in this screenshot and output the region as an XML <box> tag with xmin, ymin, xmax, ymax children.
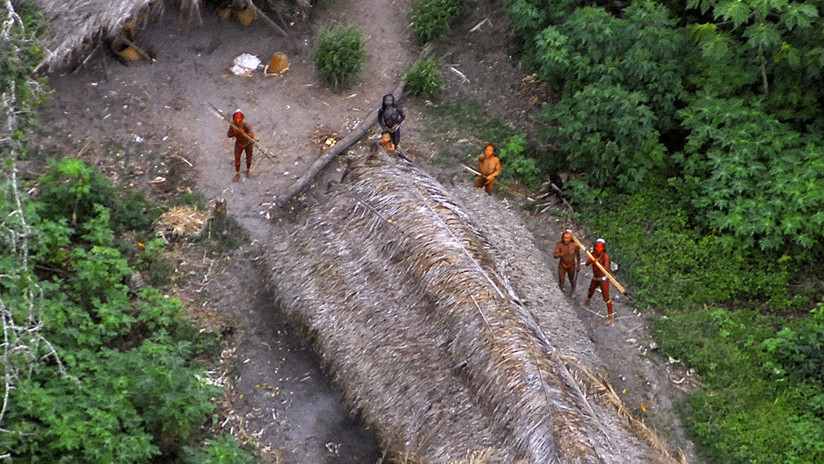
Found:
<box><xmin>34</xmin><ymin>0</ymin><xmax>697</xmax><ymax>462</ymax></box>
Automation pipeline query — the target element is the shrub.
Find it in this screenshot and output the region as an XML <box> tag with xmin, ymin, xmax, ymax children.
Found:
<box><xmin>496</xmin><ymin>133</ymin><xmax>541</xmax><ymax>189</ymax></box>
<box><xmin>184</xmin><ymin>435</ymin><xmax>257</xmax><ymax>464</ymax></box>
<box><xmin>680</xmin><ymin>95</ymin><xmax>824</xmax><ymax>253</ymax></box>
<box><xmin>37</xmin><ymin>158</ymin><xmax>151</xmax><ymax>233</ymax></box>
<box><xmin>763</xmin><ymin>304</ymin><xmax>824</xmax><ymax>384</ymax></box>
<box><xmin>1</xmin><ymin>161</ymin><xmax>238</xmax><ymax>463</ymax></box>
<box><xmin>313</xmin><ymin>25</ymin><xmax>367</xmax><ymax>89</ymax></box>
<box><xmin>578</xmin><ymin>188</ymin><xmax>793</xmax><ymax>311</ymax></box>
<box><xmin>403</xmin><ymin>57</ymin><xmax>444</xmax><ymax>99</ymax></box>
<box><xmin>410</xmin><ymin>0</ymin><xmax>466</xmax><ymax>44</ymax></box>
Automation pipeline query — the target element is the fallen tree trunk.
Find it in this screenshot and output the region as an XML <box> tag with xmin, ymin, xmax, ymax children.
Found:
<box><xmin>277</xmin><ymin>80</ymin><xmax>406</xmax><ymax>206</ymax></box>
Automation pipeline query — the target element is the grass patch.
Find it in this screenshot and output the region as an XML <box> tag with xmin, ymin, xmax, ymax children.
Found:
<box><xmin>404</xmin><ymin>57</ymin><xmax>445</xmax><ymax>100</ymax></box>
<box><xmin>653</xmin><ymin>306</ymin><xmax>824</xmax><ymax>463</ymax></box>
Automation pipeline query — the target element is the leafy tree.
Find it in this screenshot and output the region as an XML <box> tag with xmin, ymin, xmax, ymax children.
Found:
<box><xmin>527</xmin><ymin>2</ymin><xmax>689</xmax><ymax>190</ymax></box>
<box><xmin>680</xmin><ymin>95</ymin><xmax>824</xmax><ymax>252</ymax></box>
<box><xmin>685</xmin><ymin>0</ymin><xmax>823</xmax><ymax>122</ymax></box>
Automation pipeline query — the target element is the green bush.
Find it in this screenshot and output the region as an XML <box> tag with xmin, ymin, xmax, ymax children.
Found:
<box><xmin>37</xmin><ymin>158</ymin><xmax>153</xmax><ymax>233</ymax></box>
<box><xmin>403</xmin><ymin>57</ymin><xmax>444</xmax><ymax>99</ymax></box>
<box><xmin>680</xmin><ymin>95</ymin><xmax>824</xmax><ymax>253</ymax></box>
<box><xmin>184</xmin><ymin>435</ymin><xmax>257</xmax><ymax>464</ymax></box>
<box><xmin>496</xmin><ymin>133</ymin><xmax>541</xmax><ymax>189</ymax></box>
<box><xmin>654</xmin><ymin>307</ymin><xmax>824</xmax><ymax>464</ymax></box>
<box><xmin>578</xmin><ymin>189</ymin><xmax>794</xmax><ymax>312</ymax></box>
<box><xmin>0</xmin><ymin>161</ymin><xmax>247</xmax><ymax>463</ymax></box>
<box><xmin>539</xmin><ymin>82</ymin><xmax>668</xmax><ymax>191</ymax></box>
<box><xmin>313</xmin><ymin>25</ymin><xmax>367</xmax><ymax>89</ymax></box>
<box><xmin>763</xmin><ymin>304</ymin><xmax>824</xmax><ymax>384</ymax></box>
<box><xmin>410</xmin><ymin>0</ymin><xmax>466</xmax><ymax>44</ymax></box>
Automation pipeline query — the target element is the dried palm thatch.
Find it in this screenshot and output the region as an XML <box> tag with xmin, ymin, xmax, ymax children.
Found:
<box><xmin>154</xmin><ymin>205</ymin><xmax>210</xmax><ymax>242</ymax></box>
<box><xmin>29</xmin><ymin>0</ymin><xmax>201</xmax><ymax>71</ymax></box>
<box><xmin>268</xmin><ymin>149</ymin><xmax>684</xmax><ymax>463</ymax></box>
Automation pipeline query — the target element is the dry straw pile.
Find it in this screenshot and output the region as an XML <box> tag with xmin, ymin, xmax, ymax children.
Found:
<box><xmin>269</xmin><ymin>149</ymin><xmax>684</xmax><ymax>463</ymax></box>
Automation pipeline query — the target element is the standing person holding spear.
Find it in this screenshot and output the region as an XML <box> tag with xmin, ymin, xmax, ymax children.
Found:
<box><xmin>208</xmin><ymin>104</ymin><xmax>277</xmax><ymax>182</ymax></box>
<box><xmin>227</xmin><ymin>109</ymin><xmax>255</xmax><ymax>182</ymax></box>
<box><xmin>582</xmin><ymin>238</ymin><xmax>613</xmax><ymax>324</ymax></box>
<box><xmin>571</xmin><ymin>236</ymin><xmax>631</xmax><ymax>326</ymax></box>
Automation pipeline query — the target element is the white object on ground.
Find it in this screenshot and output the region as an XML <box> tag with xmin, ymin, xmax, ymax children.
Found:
<box><xmin>230</xmin><ymin>54</ymin><xmax>261</xmax><ymax>76</ymax></box>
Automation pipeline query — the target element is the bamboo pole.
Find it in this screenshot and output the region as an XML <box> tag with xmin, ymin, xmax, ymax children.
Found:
<box><xmin>570</xmin><ymin>233</ymin><xmax>632</xmax><ymax>301</ymax></box>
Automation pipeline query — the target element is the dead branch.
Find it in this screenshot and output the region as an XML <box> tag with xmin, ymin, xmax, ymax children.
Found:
<box><xmin>249</xmin><ymin>3</ymin><xmax>288</xmax><ymax>37</ymax></box>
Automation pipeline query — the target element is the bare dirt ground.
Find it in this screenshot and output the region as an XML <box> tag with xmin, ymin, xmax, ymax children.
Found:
<box><xmin>32</xmin><ymin>0</ymin><xmax>698</xmax><ymax>462</ymax></box>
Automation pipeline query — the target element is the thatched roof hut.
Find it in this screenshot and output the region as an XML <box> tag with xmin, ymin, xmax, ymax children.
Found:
<box><xmin>27</xmin><ymin>0</ymin><xmax>201</xmax><ymax>71</ymax></box>
<box><xmin>268</xmin><ymin>148</ymin><xmax>683</xmax><ymax>463</ymax></box>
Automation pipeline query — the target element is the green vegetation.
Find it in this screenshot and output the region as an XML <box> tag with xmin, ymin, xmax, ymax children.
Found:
<box><xmin>1</xmin><ymin>159</ymin><xmax>256</xmax><ymax>463</ymax></box>
<box><xmin>496</xmin><ymin>134</ymin><xmax>541</xmax><ymax>190</ymax></box>
<box><xmin>0</xmin><ymin>4</ymin><xmax>256</xmax><ymax>462</ymax></box>
<box><xmin>410</xmin><ymin>0</ymin><xmax>466</xmax><ymax>43</ymax></box>
<box><xmin>313</xmin><ymin>24</ymin><xmax>367</xmax><ymax>89</ymax></box>
<box><xmin>503</xmin><ymin>0</ymin><xmax>824</xmax><ymax>462</ymax></box>
<box><xmin>403</xmin><ymin>57</ymin><xmax>445</xmax><ymax>100</ymax></box>
<box><xmin>422</xmin><ymin>100</ymin><xmax>548</xmax><ymax>192</ymax></box>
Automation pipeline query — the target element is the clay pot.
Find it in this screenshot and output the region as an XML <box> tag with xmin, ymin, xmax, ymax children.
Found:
<box><xmin>234</xmin><ymin>7</ymin><xmax>256</xmax><ymax>26</ymax></box>
<box><xmin>264</xmin><ymin>52</ymin><xmax>290</xmax><ymax>75</ymax></box>
<box><xmin>216</xmin><ymin>7</ymin><xmax>232</xmax><ymax>20</ymax></box>
<box><xmin>117</xmin><ymin>46</ymin><xmax>140</xmax><ymax>62</ymax></box>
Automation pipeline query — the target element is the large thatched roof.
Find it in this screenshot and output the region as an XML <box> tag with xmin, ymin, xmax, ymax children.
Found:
<box><xmin>269</xmin><ymin>149</ymin><xmax>684</xmax><ymax>463</ymax></box>
<box><xmin>28</xmin><ymin>0</ymin><xmax>201</xmax><ymax>71</ymax></box>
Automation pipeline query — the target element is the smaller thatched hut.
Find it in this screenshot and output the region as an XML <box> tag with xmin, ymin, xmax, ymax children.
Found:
<box><xmin>27</xmin><ymin>0</ymin><xmax>201</xmax><ymax>71</ymax></box>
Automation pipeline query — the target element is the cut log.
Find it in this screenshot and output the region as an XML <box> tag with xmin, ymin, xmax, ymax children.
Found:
<box><xmin>277</xmin><ymin>80</ymin><xmax>406</xmax><ymax>206</ymax></box>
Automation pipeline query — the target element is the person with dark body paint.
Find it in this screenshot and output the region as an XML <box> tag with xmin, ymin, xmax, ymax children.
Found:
<box><xmin>378</xmin><ymin>94</ymin><xmax>405</xmax><ymax>147</ymax></box>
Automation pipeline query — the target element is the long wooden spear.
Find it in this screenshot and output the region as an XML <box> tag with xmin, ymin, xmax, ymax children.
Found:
<box><xmin>207</xmin><ymin>103</ymin><xmax>277</xmax><ymax>161</ymax></box>
<box><xmin>569</xmin><ymin>233</ymin><xmax>632</xmax><ymax>301</ymax></box>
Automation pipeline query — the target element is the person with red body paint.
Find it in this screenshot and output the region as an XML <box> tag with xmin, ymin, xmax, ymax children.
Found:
<box><xmin>582</xmin><ymin>238</ymin><xmax>613</xmax><ymax>325</ymax></box>
<box><xmin>227</xmin><ymin>109</ymin><xmax>255</xmax><ymax>182</ymax></box>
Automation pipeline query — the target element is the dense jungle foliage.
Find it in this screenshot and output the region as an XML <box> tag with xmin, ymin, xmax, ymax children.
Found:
<box><xmin>505</xmin><ymin>0</ymin><xmax>824</xmax><ymax>462</ymax></box>
<box><xmin>0</xmin><ymin>3</ymin><xmax>256</xmax><ymax>463</ymax></box>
